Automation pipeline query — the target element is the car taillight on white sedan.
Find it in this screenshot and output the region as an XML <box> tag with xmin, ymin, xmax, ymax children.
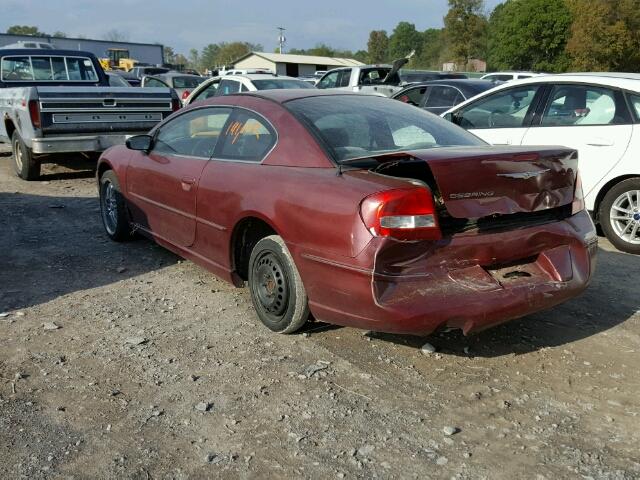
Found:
<box><xmin>360</xmin><ymin>187</ymin><xmax>442</xmax><ymax>241</ymax></box>
<box><xmin>181</xmin><ymin>90</ymin><xmax>191</xmax><ymax>101</ymax></box>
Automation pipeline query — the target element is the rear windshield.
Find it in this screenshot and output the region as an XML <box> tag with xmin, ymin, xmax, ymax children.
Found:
<box><xmin>1</xmin><ymin>55</ymin><xmax>98</xmax><ymax>82</ymax></box>
<box><xmin>252</xmin><ymin>79</ymin><xmax>315</xmax><ymax>90</ymax></box>
<box><xmin>172</xmin><ymin>76</ymin><xmax>204</xmax><ymax>88</ymax></box>
<box><xmin>287</xmin><ymin>95</ymin><xmax>484</xmax><ymax>162</ymax></box>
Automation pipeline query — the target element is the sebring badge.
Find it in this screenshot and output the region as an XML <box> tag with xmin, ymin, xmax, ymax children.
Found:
<box><xmin>497</xmin><ymin>169</ymin><xmax>550</xmax><ymax>180</ymax></box>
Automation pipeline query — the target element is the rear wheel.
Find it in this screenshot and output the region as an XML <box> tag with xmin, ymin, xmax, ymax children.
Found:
<box><xmin>599</xmin><ymin>178</ymin><xmax>640</xmax><ymax>255</ymax></box>
<box><xmin>99</xmin><ymin>170</ymin><xmax>132</xmax><ymax>241</ymax></box>
<box><xmin>248</xmin><ymin>235</ymin><xmax>309</xmax><ymax>333</ymax></box>
<box><xmin>12</xmin><ymin>131</ymin><xmax>41</xmax><ymax>180</ymax></box>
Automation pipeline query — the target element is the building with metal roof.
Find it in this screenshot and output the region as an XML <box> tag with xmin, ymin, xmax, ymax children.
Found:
<box><xmin>232</xmin><ymin>51</ymin><xmax>364</xmax><ymax>77</ymax></box>
<box><xmin>0</xmin><ymin>33</ymin><xmax>164</xmax><ymax>66</ymax></box>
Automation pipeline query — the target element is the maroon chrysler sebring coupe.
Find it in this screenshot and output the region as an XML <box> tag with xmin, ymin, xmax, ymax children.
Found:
<box><xmin>97</xmin><ymin>90</ymin><xmax>597</xmax><ymax>336</ymax></box>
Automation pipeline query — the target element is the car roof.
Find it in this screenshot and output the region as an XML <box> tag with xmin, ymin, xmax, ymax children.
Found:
<box><xmin>0</xmin><ymin>48</ymin><xmax>98</xmax><ymax>57</ymax></box>
<box><xmin>155</xmin><ymin>72</ymin><xmax>202</xmax><ymax>79</ymax></box>
<box><xmin>402</xmin><ymin>79</ymin><xmax>494</xmax><ymax>91</ymax></box>
<box><xmin>229</xmin><ymin>89</ymin><xmax>380</xmax><ymax>104</ymax></box>
<box><xmin>483</xmin><ymin>71</ymin><xmax>541</xmax><ymax>76</ymax></box>
<box><xmin>221</xmin><ymin>74</ymin><xmax>301</xmax><ymax>81</ymax></box>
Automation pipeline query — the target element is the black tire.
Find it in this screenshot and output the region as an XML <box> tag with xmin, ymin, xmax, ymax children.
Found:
<box><xmin>12</xmin><ymin>130</ymin><xmax>41</xmax><ymax>180</ymax></box>
<box><xmin>248</xmin><ymin>235</ymin><xmax>309</xmax><ymax>333</ymax></box>
<box><xmin>99</xmin><ymin>170</ymin><xmax>132</xmax><ymax>242</ymax></box>
<box><xmin>599</xmin><ymin>178</ymin><xmax>640</xmax><ymax>255</ymax></box>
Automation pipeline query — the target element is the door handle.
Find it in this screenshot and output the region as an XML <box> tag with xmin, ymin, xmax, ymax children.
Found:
<box><xmin>587</xmin><ymin>138</ymin><xmax>614</xmax><ymax>147</ymax></box>
<box><xmin>181</xmin><ymin>177</ymin><xmax>196</xmax><ymax>191</ymax></box>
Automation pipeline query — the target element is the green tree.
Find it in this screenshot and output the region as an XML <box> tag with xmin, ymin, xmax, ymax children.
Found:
<box><xmin>199</xmin><ymin>44</ymin><xmax>220</xmax><ymax>70</ymax></box>
<box><xmin>163</xmin><ymin>46</ymin><xmax>176</xmax><ymax>64</ymax></box>
<box><xmin>52</xmin><ymin>31</ymin><xmax>67</xmax><ymax>38</ymax></box>
<box><xmin>487</xmin><ymin>0</ymin><xmax>571</xmax><ymax>72</ymax></box>
<box><xmin>566</xmin><ymin>0</ymin><xmax>640</xmax><ymax>71</ymax></box>
<box><xmin>443</xmin><ymin>0</ymin><xmax>487</xmax><ymax>69</ymax></box>
<box><xmin>418</xmin><ymin>28</ymin><xmax>445</xmax><ymax>69</ymax></box>
<box><xmin>6</xmin><ymin>25</ymin><xmax>45</xmax><ymax>36</ymax></box>
<box><xmin>353</xmin><ymin>50</ymin><xmax>368</xmax><ymax>63</ymax></box>
<box><xmin>388</xmin><ymin>22</ymin><xmax>421</xmax><ymax>61</ymax></box>
<box><xmin>367</xmin><ymin>30</ymin><xmax>389</xmax><ymax>63</ymax></box>
<box><xmin>216</xmin><ymin>42</ymin><xmax>261</xmax><ymax>66</ymax></box>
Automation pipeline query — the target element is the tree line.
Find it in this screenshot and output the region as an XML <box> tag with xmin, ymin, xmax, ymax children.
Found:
<box><xmin>7</xmin><ymin>0</ymin><xmax>640</xmax><ymax>73</ymax></box>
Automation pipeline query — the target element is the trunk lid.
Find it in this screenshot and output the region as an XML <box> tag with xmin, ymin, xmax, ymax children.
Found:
<box><xmin>367</xmin><ymin>146</ymin><xmax>578</xmax><ymax>219</ymax></box>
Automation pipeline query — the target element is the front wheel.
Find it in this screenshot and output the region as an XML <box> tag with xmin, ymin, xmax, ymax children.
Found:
<box><xmin>599</xmin><ymin>178</ymin><xmax>640</xmax><ymax>255</ymax></box>
<box><xmin>248</xmin><ymin>235</ymin><xmax>309</xmax><ymax>333</ymax></box>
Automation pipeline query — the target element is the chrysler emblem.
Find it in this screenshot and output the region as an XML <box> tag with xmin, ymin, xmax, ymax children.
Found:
<box><xmin>497</xmin><ymin>169</ymin><xmax>550</xmax><ymax>180</ymax></box>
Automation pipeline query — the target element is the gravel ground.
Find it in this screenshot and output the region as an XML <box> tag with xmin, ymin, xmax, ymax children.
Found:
<box><xmin>0</xmin><ymin>152</ymin><xmax>639</xmax><ymax>479</ymax></box>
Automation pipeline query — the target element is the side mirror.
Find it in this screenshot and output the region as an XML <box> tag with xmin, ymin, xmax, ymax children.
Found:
<box><xmin>442</xmin><ymin>112</ymin><xmax>453</xmax><ymax>122</ymax></box>
<box><xmin>126</xmin><ymin>134</ymin><xmax>152</xmax><ymax>152</ymax></box>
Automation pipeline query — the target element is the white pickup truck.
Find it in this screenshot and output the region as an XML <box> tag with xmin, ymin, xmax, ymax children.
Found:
<box><xmin>315</xmin><ymin>54</ymin><xmax>413</xmax><ymax>97</ymax></box>
<box><xmin>0</xmin><ymin>48</ymin><xmax>179</xmax><ymax>180</ymax></box>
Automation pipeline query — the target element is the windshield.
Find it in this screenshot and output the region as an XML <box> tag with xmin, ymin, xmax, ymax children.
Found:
<box><xmin>172</xmin><ymin>76</ymin><xmax>204</xmax><ymax>88</ymax></box>
<box><xmin>252</xmin><ymin>79</ymin><xmax>314</xmax><ymax>90</ymax></box>
<box><xmin>287</xmin><ymin>95</ymin><xmax>485</xmax><ymax>162</ymax></box>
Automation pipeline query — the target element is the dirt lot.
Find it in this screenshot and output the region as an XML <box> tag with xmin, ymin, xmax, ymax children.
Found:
<box><xmin>0</xmin><ymin>151</ymin><xmax>639</xmax><ymax>480</ymax></box>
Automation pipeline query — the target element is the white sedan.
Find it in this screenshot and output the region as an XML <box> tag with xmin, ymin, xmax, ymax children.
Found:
<box><xmin>443</xmin><ymin>73</ymin><xmax>640</xmax><ymax>254</ymax></box>
<box><xmin>184</xmin><ymin>74</ymin><xmax>314</xmax><ymax>106</ymax></box>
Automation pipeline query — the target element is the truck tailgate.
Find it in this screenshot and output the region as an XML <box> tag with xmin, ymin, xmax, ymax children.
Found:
<box><xmin>36</xmin><ymin>86</ymin><xmax>175</xmax><ymax>134</ymax></box>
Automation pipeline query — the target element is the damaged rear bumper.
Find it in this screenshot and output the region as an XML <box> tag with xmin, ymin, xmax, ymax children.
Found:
<box><xmin>300</xmin><ymin>210</ymin><xmax>597</xmax><ymax>336</ymax></box>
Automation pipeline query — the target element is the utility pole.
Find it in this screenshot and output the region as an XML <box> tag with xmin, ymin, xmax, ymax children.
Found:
<box><xmin>277</xmin><ymin>27</ymin><xmax>286</xmax><ymax>54</ymax></box>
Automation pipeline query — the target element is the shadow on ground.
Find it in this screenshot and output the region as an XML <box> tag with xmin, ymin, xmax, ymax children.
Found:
<box><xmin>365</xmin><ymin>246</ymin><xmax>639</xmax><ymax>357</ymax></box>
<box><xmin>0</xmin><ymin>191</ymin><xmax>178</xmax><ymax>312</ymax></box>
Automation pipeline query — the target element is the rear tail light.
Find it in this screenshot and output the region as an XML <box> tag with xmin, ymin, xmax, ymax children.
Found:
<box><xmin>171</xmin><ymin>98</ymin><xmax>181</xmax><ymax>112</ymax></box>
<box><xmin>360</xmin><ymin>187</ymin><xmax>442</xmax><ymax>241</ymax></box>
<box><xmin>28</xmin><ymin>100</ymin><xmax>41</xmax><ymax>128</ymax></box>
<box><xmin>181</xmin><ymin>90</ymin><xmax>191</xmax><ymax>100</ymax></box>
<box><xmin>572</xmin><ymin>172</ymin><xmax>585</xmax><ymax>215</ymax></box>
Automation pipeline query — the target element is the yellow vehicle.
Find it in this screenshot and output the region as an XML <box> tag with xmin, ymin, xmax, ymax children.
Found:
<box><xmin>100</xmin><ymin>48</ymin><xmax>138</xmax><ymax>72</ymax></box>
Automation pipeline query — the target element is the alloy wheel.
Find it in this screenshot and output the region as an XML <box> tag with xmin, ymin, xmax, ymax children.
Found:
<box><xmin>610</xmin><ymin>190</ymin><xmax>640</xmax><ymax>245</ymax></box>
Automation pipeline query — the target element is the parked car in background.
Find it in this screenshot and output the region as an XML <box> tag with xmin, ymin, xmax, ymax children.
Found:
<box><xmin>481</xmin><ymin>71</ymin><xmax>544</xmax><ymax>83</ymax></box>
<box><xmin>106</xmin><ymin>71</ymin><xmax>131</xmax><ymax>87</ymax></box>
<box><xmin>315</xmin><ymin>54</ymin><xmax>413</xmax><ymax>97</ymax></box>
<box><xmin>400</xmin><ymin>70</ymin><xmax>468</xmax><ymax>83</ymax></box>
<box><xmin>224</xmin><ymin>68</ymin><xmax>274</xmax><ymax>75</ymax></box>
<box><xmin>184</xmin><ymin>74</ymin><xmax>313</xmax><ymax>105</ymax></box>
<box><xmin>141</xmin><ymin>72</ymin><xmax>206</xmax><ymax>104</ymax></box>
<box><xmin>0</xmin><ymin>48</ymin><xmax>179</xmax><ymax>180</ymax></box>
<box><xmin>0</xmin><ymin>41</ymin><xmax>55</xmax><ymax>50</ymax></box>
<box><xmin>111</xmin><ymin>70</ymin><xmax>141</xmax><ymax>87</ymax></box>
<box><xmin>130</xmin><ymin>66</ymin><xmax>169</xmax><ymax>79</ymax></box>
<box><xmin>97</xmin><ymin>90</ymin><xmax>596</xmax><ymax>336</ymax></box>
<box><xmin>392</xmin><ymin>79</ymin><xmax>495</xmax><ymax>115</ymax></box>
<box><xmin>443</xmin><ymin>73</ymin><xmax>640</xmax><ymax>254</ymax></box>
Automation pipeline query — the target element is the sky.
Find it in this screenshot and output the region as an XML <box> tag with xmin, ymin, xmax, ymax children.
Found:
<box><xmin>1</xmin><ymin>0</ymin><xmax>503</xmax><ymax>55</ymax></box>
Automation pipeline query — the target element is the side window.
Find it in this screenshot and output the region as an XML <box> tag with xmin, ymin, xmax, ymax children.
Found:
<box><xmin>337</xmin><ymin>69</ymin><xmax>351</xmax><ymax>87</ymax></box>
<box><xmin>32</xmin><ymin>57</ymin><xmax>53</xmax><ymax>80</ymax></box>
<box><xmin>455</xmin><ymin>85</ymin><xmax>540</xmax><ymax>129</ymax></box>
<box><xmin>216</xmin><ymin>79</ymin><xmax>241</xmax><ymax>96</ymax></box>
<box><xmin>630</xmin><ymin>94</ymin><xmax>640</xmax><ymax>120</ymax></box>
<box><xmin>216</xmin><ymin>109</ymin><xmax>276</xmax><ymax>161</ymax></box>
<box><xmin>153</xmin><ymin>108</ymin><xmax>233</xmax><ymax>158</ymax></box>
<box><xmin>1</xmin><ymin>57</ymin><xmax>33</xmax><ymax>80</ymax></box>
<box><xmin>240</xmin><ymin>84</ymin><xmax>249</xmax><ymax>92</ymax></box>
<box><xmin>424</xmin><ymin>86</ymin><xmax>463</xmax><ymax>108</ymax></box>
<box><xmin>541</xmin><ymin>85</ymin><xmax>631</xmax><ymax>126</ymax></box>
<box><xmin>193</xmin><ymin>80</ymin><xmax>220</xmax><ymax>101</ymax></box>
<box><xmin>316</xmin><ymin>71</ymin><xmax>339</xmax><ymax>89</ymax></box>
<box><xmin>144</xmin><ymin>77</ymin><xmax>168</xmax><ymax>88</ymax></box>
<box><xmin>65</xmin><ymin>57</ymin><xmax>97</xmax><ymax>81</ymax></box>
<box><xmin>396</xmin><ymin>87</ymin><xmax>427</xmax><ymax>106</ymax></box>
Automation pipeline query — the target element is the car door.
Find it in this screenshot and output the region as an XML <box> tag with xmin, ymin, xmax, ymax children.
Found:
<box><xmin>421</xmin><ymin>85</ymin><xmax>464</xmax><ymax>115</ymax></box>
<box><xmin>521</xmin><ymin>83</ymin><xmax>634</xmax><ymax>201</ymax></box>
<box><xmin>449</xmin><ymin>84</ymin><xmax>544</xmax><ymax>146</ymax></box>
<box><xmin>127</xmin><ymin>107</ymin><xmax>233</xmax><ymax>247</ymax></box>
<box><xmin>195</xmin><ymin>108</ymin><xmax>278</xmax><ymax>269</ymax></box>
